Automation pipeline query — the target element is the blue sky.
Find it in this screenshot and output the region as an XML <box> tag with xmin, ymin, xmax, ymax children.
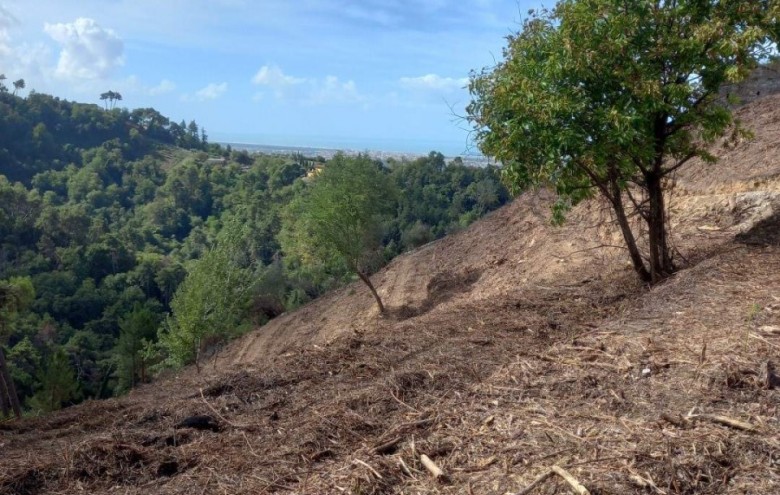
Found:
<box><xmin>0</xmin><ymin>1</ymin><xmax>534</xmax><ymax>155</ymax></box>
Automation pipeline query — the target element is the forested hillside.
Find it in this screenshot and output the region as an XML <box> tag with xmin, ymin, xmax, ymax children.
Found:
<box><xmin>0</xmin><ymin>90</ymin><xmax>508</xmax><ymax>415</ymax></box>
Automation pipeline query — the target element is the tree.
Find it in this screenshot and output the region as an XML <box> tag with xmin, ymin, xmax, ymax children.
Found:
<box><xmin>114</xmin><ymin>304</ymin><xmax>159</xmax><ymax>391</ymax></box>
<box><xmin>280</xmin><ymin>154</ymin><xmax>397</xmax><ymax>313</ymax></box>
<box><xmin>28</xmin><ymin>348</ymin><xmax>80</xmax><ymax>413</ymax></box>
<box><xmin>12</xmin><ymin>78</ymin><xmax>24</xmax><ymax>96</ymax></box>
<box><xmin>0</xmin><ymin>277</ymin><xmax>35</xmax><ymax>418</ymax></box>
<box><xmin>99</xmin><ymin>90</ymin><xmax>122</xmax><ymax>110</ymax></box>
<box><xmin>468</xmin><ymin>0</ymin><xmax>777</xmax><ymax>283</ymax></box>
<box><xmin>159</xmin><ymin>219</ymin><xmax>253</xmax><ymax>370</ymax></box>
<box><xmin>0</xmin><ymin>74</ymin><xmax>6</xmax><ymax>92</ymax></box>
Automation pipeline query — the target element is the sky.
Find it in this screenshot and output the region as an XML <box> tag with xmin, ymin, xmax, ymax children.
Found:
<box><xmin>0</xmin><ymin>1</ymin><xmax>535</xmax><ymax>155</ymax></box>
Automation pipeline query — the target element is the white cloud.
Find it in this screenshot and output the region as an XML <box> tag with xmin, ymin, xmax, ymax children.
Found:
<box><xmin>307</xmin><ymin>75</ymin><xmax>363</xmax><ymax>104</ymax></box>
<box><xmin>182</xmin><ymin>81</ymin><xmax>227</xmax><ymax>101</ymax></box>
<box><xmin>0</xmin><ymin>6</ymin><xmax>18</xmax><ymax>57</ymax></box>
<box><xmin>148</xmin><ymin>78</ymin><xmax>176</xmax><ymax>96</ymax></box>
<box><xmin>400</xmin><ymin>74</ymin><xmax>468</xmax><ymax>91</ymax></box>
<box><xmin>252</xmin><ymin>65</ymin><xmax>364</xmax><ymax>105</ymax></box>
<box><xmin>44</xmin><ymin>18</ymin><xmax>124</xmax><ymax>80</ymax></box>
<box><xmin>252</xmin><ymin>64</ymin><xmax>305</xmax><ymax>88</ymax></box>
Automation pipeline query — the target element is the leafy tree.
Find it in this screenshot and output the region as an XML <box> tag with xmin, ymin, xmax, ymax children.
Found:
<box><xmin>280</xmin><ymin>154</ymin><xmax>397</xmax><ymax>313</ymax></box>
<box><xmin>159</xmin><ymin>219</ymin><xmax>253</xmax><ymax>370</ymax></box>
<box><xmin>468</xmin><ymin>0</ymin><xmax>778</xmax><ymax>282</ymax></box>
<box><xmin>114</xmin><ymin>304</ymin><xmax>159</xmax><ymax>392</ymax></box>
<box><xmin>99</xmin><ymin>90</ymin><xmax>122</xmax><ymax>110</ymax></box>
<box><xmin>28</xmin><ymin>348</ymin><xmax>80</xmax><ymax>413</ymax></box>
<box><xmin>0</xmin><ymin>277</ymin><xmax>35</xmax><ymax>418</ymax></box>
<box><xmin>12</xmin><ymin>79</ymin><xmax>24</xmax><ymax>96</ymax></box>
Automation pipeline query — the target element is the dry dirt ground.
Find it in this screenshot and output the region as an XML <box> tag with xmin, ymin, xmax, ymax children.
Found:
<box><xmin>2</xmin><ymin>95</ymin><xmax>780</xmax><ymax>494</ymax></box>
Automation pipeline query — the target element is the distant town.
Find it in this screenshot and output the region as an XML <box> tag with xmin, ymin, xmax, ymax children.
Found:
<box><xmin>220</xmin><ymin>142</ymin><xmax>495</xmax><ymax>168</ymax></box>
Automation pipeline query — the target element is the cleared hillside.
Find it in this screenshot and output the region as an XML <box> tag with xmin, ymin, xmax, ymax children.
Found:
<box><xmin>2</xmin><ymin>95</ymin><xmax>780</xmax><ymax>494</ymax></box>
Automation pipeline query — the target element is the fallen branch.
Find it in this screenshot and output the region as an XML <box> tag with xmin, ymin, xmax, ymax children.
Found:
<box><xmin>688</xmin><ymin>414</ymin><xmax>756</xmax><ymax>432</ymax></box>
<box><xmin>550</xmin><ymin>466</ymin><xmax>590</xmax><ymax>495</ymax></box>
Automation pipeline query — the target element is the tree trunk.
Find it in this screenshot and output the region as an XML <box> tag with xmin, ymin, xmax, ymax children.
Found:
<box><xmin>609</xmin><ymin>178</ymin><xmax>652</xmax><ymax>282</ymax></box>
<box><xmin>357</xmin><ymin>271</ymin><xmax>385</xmax><ymax>314</ymax></box>
<box><xmin>645</xmin><ymin>172</ymin><xmax>673</xmax><ymax>282</ymax></box>
<box><xmin>0</xmin><ymin>371</ymin><xmax>10</xmax><ymax>417</ymax></box>
<box><xmin>0</xmin><ymin>347</ymin><xmax>22</xmax><ymax>418</ymax></box>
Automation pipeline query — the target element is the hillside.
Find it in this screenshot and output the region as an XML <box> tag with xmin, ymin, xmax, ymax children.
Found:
<box><xmin>2</xmin><ymin>94</ymin><xmax>780</xmax><ymax>494</ymax></box>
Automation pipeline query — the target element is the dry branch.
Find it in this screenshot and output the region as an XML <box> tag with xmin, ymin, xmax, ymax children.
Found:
<box><xmin>688</xmin><ymin>413</ymin><xmax>757</xmax><ymax>432</ymax></box>
<box><xmin>353</xmin><ymin>459</ymin><xmax>383</xmax><ymax>479</ymax></box>
<box><xmin>551</xmin><ymin>465</ymin><xmax>591</xmax><ymax>495</ymax></box>
<box><xmin>515</xmin><ymin>469</ymin><xmax>554</xmax><ymax>495</ymax></box>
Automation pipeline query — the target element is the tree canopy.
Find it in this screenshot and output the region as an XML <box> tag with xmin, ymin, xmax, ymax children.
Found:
<box><xmin>281</xmin><ymin>154</ymin><xmax>397</xmax><ymax>313</ymax></box>
<box><xmin>468</xmin><ymin>0</ymin><xmax>778</xmax><ymax>282</ymax></box>
<box><xmin>0</xmin><ymin>85</ymin><xmax>509</xmax><ymax>416</ymax></box>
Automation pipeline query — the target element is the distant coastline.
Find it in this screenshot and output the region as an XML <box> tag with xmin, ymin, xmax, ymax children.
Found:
<box><xmin>218</xmin><ymin>141</ymin><xmax>494</xmax><ymax>168</ymax></box>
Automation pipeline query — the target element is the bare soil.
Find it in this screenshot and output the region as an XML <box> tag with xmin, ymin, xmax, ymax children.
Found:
<box><xmin>2</xmin><ymin>96</ymin><xmax>780</xmax><ymax>494</ymax></box>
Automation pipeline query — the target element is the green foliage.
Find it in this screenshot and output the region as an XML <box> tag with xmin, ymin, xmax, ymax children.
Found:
<box><xmin>468</xmin><ymin>0</ymin><xmax>777</xmax><ymax>281</ymax></box>
<box><xmin>0</xmin><ymin>86</ymin><xmax>509</xmax><ymax>412</ymax></box>
<box><xmin>159</xmin><ymin>219</ymin><xmax>254</xmax><ymax>369</ymax></box>
<box><xmin>282</xmin><ymin>154</ymin><xmax>396</xmax><ymax>274</ymax></box>
<box><xmin>28</xmin><ymin>348</ymin><xmax>80</xmax><ymax>413</ymax></box>
<box><xmin>114</xmin><ymin>303</ymin><xmax>159</xmax><ymax>392</ymax></box>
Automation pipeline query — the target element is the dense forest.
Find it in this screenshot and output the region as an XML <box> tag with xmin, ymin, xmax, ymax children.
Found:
<box><xmin>0</xmin><ymin>88</ymin><xmax>508</xmax><ymax>415</ymax></box>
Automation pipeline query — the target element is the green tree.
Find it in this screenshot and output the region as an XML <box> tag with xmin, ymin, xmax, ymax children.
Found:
<box><xmin>468</xmin><ymin>0</ymin><xmax>777</xmax><ymax>282</ymax></box>
<box><xmin>159</xmin><ymin>219</ymin><xmax>253</xmax><ymax>370</ymax></box>
<box><xmin>280</xmin><ymin>154</ymin><xmax>397</xmax><ymax>313</ymax></box>
<box><xmin>114</xmin><ymin>304</ymin><xmax>159</xmax><ymax>392</ymax></box>
<box><xmin>28</xmin><ymin>348</ymin><xmax>80</xmax><ymax>413</ymax></box>
<box><xmin>12</xmin><ymin>78</ymin><xmax>24</xmax><ymax>96</ymax></box>
<box><xmin>0</xmin><ymin>277</ymin><xmax>35</xmax><ymax>418</ymax></box>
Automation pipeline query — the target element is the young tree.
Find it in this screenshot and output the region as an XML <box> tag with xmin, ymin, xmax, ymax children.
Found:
<box><xmin>159</xmin><ymin>219</ymin><xmax>253</xmax><ymax>370</ymax></box>
<box><xmin>28</xmin><ymin>348</ymin><xmax>80</xmax><ymax>413</ymax></box>
<box><xmin>114</xmin><ymin>304</ymin><xmax>159</xmax><ymax>391</ymax></box>
<box><xmin>468</xmin><ymin>0</ymin><xmax>777</xmax><ymax>282</ymax></box>
<box><xmin>280</xmin><ymin>154</ymin><xmax>397</xmax><ymax>313</ymax></box>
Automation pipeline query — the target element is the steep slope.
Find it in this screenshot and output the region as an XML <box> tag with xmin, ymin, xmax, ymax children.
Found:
<box><xmin>2</xmin><ymin>95</ymin><xmax>780</xmax><ymax>495</ymax></box>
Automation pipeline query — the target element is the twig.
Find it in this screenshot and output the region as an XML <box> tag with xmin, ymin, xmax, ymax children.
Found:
<box><xmin>353</xmin><ymin>459</ymin><xmax>383</xmax><ymax>479</ymax></box>
<box><xmin>389</xmin><ymin>389</ymin><xmax>421</xmax><ymax>413</ymax></box>
<box><xmin>515</xmin><ymin>469</ymin><xmax>554</xmax><ymax>495</ymax></box>
<box><xmin>373</xmin><ymin>436</ymin><xmax>402</xmax><ymax>455</ymax></box>
<box><xmin>550</xmin><ymin>465</ymin><xmax>591</xmax><ymax>495</ymax></box>
<box><xmin>398</xmin><ymin>457</ymin><xmax>416</xmax><ymax>478</ymax></box>
<box><xmin>199</xmin><ymin>388</ymin><xmax>245</xmax><ymax>428</ymax></box>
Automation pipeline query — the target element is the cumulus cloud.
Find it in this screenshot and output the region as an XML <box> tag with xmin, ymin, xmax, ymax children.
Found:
<box><xmin>183</xmin><ymin>81</ymin><xmax>228</xmax><ymax>101</ymax></box>
<box><xmin>148</xmin><ymin>79</ymin><xmax>176</xmax><ymax>96</ymax></box>
<box><xmin>252</xmin><ymin>64</ymin><xmax>363</xmax><ymax>104</ymax></box>
<box><xmin>44</xmin><ymin>18</ymin><xmax>124</xmax><ymax>80</ymax></box>
<box><xmin>252</xmin><ymin>64</ymin><xmax>305</xmax><ymax>88</ymax></box>
<box><xmin>400</xmin><ymin>74</ymin><xmax>468</xmax><ymax>91</ymax></box>
<box><xmin>308</xmin><ymin>75</ymin><xmax>362</xmax><ymax>104</ymax></box>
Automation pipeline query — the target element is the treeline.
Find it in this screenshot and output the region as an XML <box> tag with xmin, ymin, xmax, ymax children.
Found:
<box><xmin>0</xmin><ymin>89</ymin><xmax>508</xmax><ymax>416</ymax></box>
